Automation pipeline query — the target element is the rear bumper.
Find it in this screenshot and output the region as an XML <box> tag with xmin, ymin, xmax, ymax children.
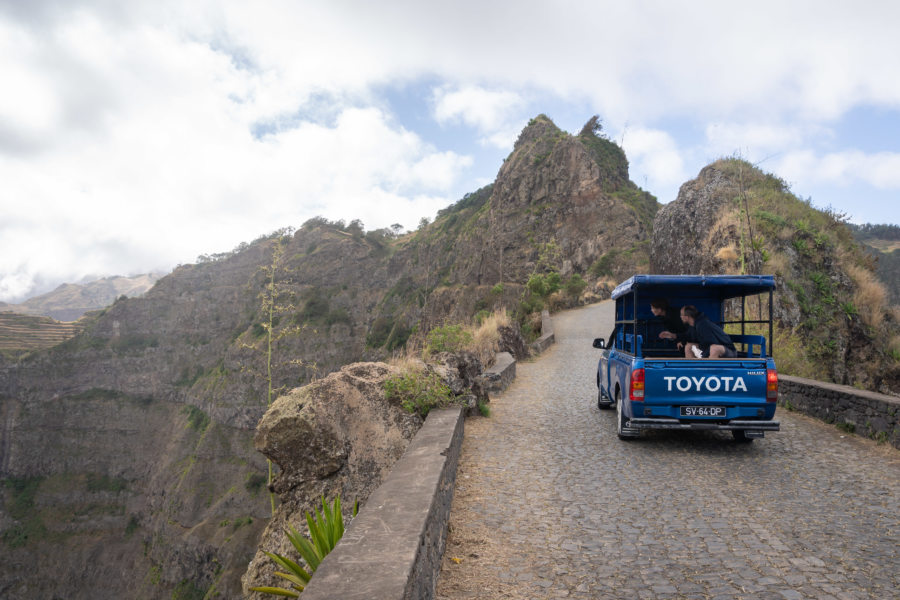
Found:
<box><xmin>627</xmin><ymin>418</ymin><xmax>780</xmax><ymax>432</ymax></box>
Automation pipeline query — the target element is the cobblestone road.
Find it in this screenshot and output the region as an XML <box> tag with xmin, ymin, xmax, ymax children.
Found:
<box><xmin>436</xmin><ymin>301</ymin><xmax>900</xmax><ymax>599</ymax></box>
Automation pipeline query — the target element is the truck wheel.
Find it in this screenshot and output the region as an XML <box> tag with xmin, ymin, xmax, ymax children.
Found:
<box><xmin>732</xmin><ymin>430</ymin><xmax>754</xmax><ymax>443</ymax></box>
<box><xmin>597</xmin><ymin>387</ymin><xmax>612</xmax><ymax>410</ymax></box>
<box><xmin>616</xmin><ymin>390</ymin><xmax>639</xmax><ymax>440</ymax></box>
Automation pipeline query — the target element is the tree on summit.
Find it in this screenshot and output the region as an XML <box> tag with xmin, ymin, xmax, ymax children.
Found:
<box><xmin>579</xmin><ymin>115</ymin><xmax>603</xmax><ymax>137</ymax></box>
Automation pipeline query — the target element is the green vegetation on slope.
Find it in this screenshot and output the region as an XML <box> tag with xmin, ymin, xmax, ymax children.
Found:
<box><xmin>709</xmin><ymin>158</ymin><xmax>899</xmax><ymax>388</ymax></box>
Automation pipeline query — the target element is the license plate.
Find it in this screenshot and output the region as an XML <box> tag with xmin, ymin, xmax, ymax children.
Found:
<box><xmin>680</xmin><ymin>406</ymin><xmax>725</xmax><ymax>417</ymax></box>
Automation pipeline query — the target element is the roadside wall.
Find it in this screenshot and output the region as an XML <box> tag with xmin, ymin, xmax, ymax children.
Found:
<box><xmin>298</xmin><ymin>312</ymin><xmax>557</xmax><ymax>599</ymax></box>
<box><xmin>300</xmin><ymin>407</ymin><xmax>465</xmax><ymax>600</ymax></box>
<box><xmin>779</xmin><ymin>375</ymin><xmax>900</xmax><ymax>449</ymax></box>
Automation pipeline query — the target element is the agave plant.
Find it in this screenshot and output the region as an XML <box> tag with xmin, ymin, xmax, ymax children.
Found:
<box><xmin>250</xmin><ymin>495</ymin><xmax>357</xmax><ymax>597</ymax></box>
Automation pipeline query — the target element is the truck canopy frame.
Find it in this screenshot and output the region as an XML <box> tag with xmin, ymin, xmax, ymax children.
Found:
<box><xmin>611</xmin><ymin>274</ymin><xmax>776</xmax><ymax>358</ymax></box>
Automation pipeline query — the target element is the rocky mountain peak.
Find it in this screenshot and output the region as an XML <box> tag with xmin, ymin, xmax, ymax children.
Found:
<box><xmin>510</xmin><ymin>113</ymin><xmax>562</xmax><ymax>150</ymax></box>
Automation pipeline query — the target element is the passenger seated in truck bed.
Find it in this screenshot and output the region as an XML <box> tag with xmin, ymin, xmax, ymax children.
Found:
<box><xmin>677</xmin><ymin>305</ymin><xmax>737</xmax><ymax>359</ymax></box>
<box><xmin>651</xmin><ymin>298</ymin><xmax>686</xmax><ymax>341</ymax></box>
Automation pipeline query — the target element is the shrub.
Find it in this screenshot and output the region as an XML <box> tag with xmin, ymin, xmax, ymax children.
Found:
<box><xmin>836</xmin><ymin>422</ymin><xmax>856</xmax><ymax>434</ymax></box>
<box><xmin>425</xmin><ymin>324</ymin><xmax>473</xmax><ymax>356</ymax></box>
<box><xmin>300</xmin><ymin>290</ymin><xmax>330</xmax><ymax>322</ymax></box>
<box><xmin>172</xmin><ymin>579</ymin><xmax>206</xmax><ymax>600</ymax></box>
<box><xmin>324</xmin><ymin>308</ymin><xmax>352</xmax><ymax>326</ymax></box>
<box><xmin>517</xmin><ymin>295</ymin><xmax>544</xmax><ymax>316</ymax></box>
<box><xmin>564</xmin><ymin>273</ymin><xmax>587</xmax><ymax>298</ymax></box>
<box><xmin>384</xmin><ymin>370</ymin><xmax>454</xmax><ymax>417</ymax></box>
<box><xmin>526</xmin><ymin>272</ymin><xmax>561</xmax><ymax>298</ymax></box>
<box><xmin>125</xmin><ymin>515</ymin><xmax>140</xmax><ymax>537</ymax></box>
<box><xmin>367</xmin><ymin>316</ymin><xmax>395</xmax><ymax>348</ymax></box>
<box><xmin>182</xmin><ymin>405</ymin><xmax>210</xmax><ymax>432</ymax></box>
<box><xmin>250</xmin><ymin>496</ymin><xmax>356</xmax><ymax>598</ymax></box>
<box><xmin>490</xmin><ymin>283</ymin><xmax>504</xmax><ymax>295</ymax></box>
<box><xmin>716</xmin><ymin>246</ymin><xmax>739</xmax><ymax>262</ymax></box>
<box><xmin>2</xmin><ymin>477</ymin><xmax>45</xmax><ymax>548</ymax></box>
<box><xmin>470</xmin><ymin>309</ymin><xmax>511</xmax><ymax>366</ymax></box>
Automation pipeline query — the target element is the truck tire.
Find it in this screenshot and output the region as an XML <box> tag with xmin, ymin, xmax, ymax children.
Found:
<box><xmin>616</xmin><ymin>390</ymin><xmax>639</xmax><ymax>440</ymax></box>
<box><xmin>597</xmin><ymin>387</ymin><xmax>613</xmax><ymax>410</ymax></box>
<box><xmin>732</xmin><ymin>430</ymin><xmax>754</xmax><ymax>443</ymax></box>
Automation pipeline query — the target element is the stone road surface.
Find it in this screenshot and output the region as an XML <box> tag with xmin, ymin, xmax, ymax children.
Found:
<box><xmin>436</xmin><ymin>301</ymin><xmax>900</xmax><ymax>599</ymax></box>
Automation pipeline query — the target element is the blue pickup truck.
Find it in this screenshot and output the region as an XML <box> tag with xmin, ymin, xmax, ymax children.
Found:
<box><xmin>593</xmin><ymin>275</ymin><xmax>780</xmax><ymax>441</ymax></box>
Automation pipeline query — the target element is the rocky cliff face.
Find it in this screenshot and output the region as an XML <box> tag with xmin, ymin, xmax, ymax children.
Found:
<box><xmin>0</xmin><ymin>226</ymin><xmax>399</xmax><ymax>599</ymax></box>
<box><xmin>0</xmin><ymin>115</ymin><xmax>657</xmax><ymax>599</ymax></box>
<box><xmin>651</xmin><ymin>159</ymin><xmax>900</xmax><ymax>393</ymax></box>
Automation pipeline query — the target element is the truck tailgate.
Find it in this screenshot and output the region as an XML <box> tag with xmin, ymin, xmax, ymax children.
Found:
<box><xmin>643</xmin><ymin>359</ymin><xmax>769</xmax><ymax>407</ymax></box>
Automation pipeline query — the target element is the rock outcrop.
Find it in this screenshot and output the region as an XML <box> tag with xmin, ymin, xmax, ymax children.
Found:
<box><xmin>242</xmin><ymin>362</ymin><xmax>422</xmax><ymax>597</ymax></box>
<box><xmin>242</xmin><ymin>353</ymin><xmax>488</xmax><ymax>597</ymax></box>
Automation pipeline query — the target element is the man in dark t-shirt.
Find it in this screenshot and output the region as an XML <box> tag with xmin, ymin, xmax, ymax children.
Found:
<box><xmin>677</xmin><ymin>305</ymin><xmax>737</xmax><ymax>359</ymax></box>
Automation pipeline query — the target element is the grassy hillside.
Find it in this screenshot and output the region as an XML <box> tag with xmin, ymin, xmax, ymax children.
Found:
<box><xmin>706</xmin><ymin>159</ymin><xmax>899</xmax><ymax>391</ymax></box>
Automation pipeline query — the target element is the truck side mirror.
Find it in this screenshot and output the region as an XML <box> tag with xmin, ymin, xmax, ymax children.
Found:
<box><xmin>592</xmin><ymin>338</ymin><xmax>605</xmax><ymax>349</ymax></box>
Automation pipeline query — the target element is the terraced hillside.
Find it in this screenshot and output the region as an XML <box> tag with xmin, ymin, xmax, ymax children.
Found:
<box><xmin>0</xmin><ymin>312</ymin><xmax>83</xmax><ymax>352</ymax></box>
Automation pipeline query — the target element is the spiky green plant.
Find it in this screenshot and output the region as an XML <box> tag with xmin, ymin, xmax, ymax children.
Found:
<box><xmin>250</xmin><ymin>495</ymin><xmax>357</xmax><ymax>597</ymax></box>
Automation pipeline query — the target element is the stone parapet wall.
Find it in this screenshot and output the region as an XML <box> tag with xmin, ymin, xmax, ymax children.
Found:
<box><xmin>779</xmin><ymin>375</ymin><xmax>900</xmax><ymax>449</ymax></box>
<box><xmin>484</xmin><ymin>352</ymin><xmax>515</xmax><ymax>393</ymax></box>
<box><xmin>300</xmin><ymin>407</ymin><xmax>465</xmax><ymax>600</ymax></box>
<box><xmin>296</xmin><ymin>312</ymin><xmax>559</xmax><ymax>599</ymax></box>
<box><xmin>531</xmin><ymin>309</ymin><xmax>555</xmax><ymax>354</ymax></box>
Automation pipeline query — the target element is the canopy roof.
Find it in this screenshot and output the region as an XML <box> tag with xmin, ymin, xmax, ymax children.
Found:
<box><xmin>611</xmin><ymin>274</ymin><xmax>776</xmax><ymax>301</ymax></box>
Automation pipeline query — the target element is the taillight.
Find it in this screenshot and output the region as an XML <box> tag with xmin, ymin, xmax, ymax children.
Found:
<box><xmin>630</xmin><ymin>368</ymin><xmax>645</xmax><ymax>401</ymax></box>
<box><xmin>766</xmin><ymin>369</ymin><xmax>778</xmax><ymax>402</ymax></box>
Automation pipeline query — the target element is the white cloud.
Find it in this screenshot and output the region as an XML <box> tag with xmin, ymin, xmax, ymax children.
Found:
<box><xmin>432</xmin><ymin>86</ymin><xmax>524</xmax><ymax>147</ymax></box>
<box><xmin>0</xmin><ymin>8</ymin><xmax>473</xmax><ymax>301</ymax></box>
<box><xmin>776</xmin><ymin>150</ymin><xmax>900</xmax><ymax>190</ymax></box>
<box><xmin>3</xmin><ymin>0</ymin><xmax>900</xmax><ymax>299</ymax></box>
<box><xmin>620</xmin><ymin>127</ymin><xmax>686</xmax><ymax>198</ymax></box>
<box><xmin>704</xmin><ymin>121</ymin><xmax>831</xmax><ymax>158</ymax></box>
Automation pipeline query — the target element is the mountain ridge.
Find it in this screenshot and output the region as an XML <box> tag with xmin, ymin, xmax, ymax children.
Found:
<box><xmin>0</xmin><ymin>273</ymin><xmax>162</xmax><ymax>322</ymax></box>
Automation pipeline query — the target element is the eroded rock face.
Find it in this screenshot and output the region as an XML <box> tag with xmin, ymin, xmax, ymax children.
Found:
<box><xmin>243</xmin><ymin>362</ymin><xmax>422</xmax><ymax>597</ymax></box>
<box><xmin>497</xmin><ymin>323</ymin><xmax>530</xmax><ymax>361</ymax></box>
<box><xmin>253</xmin><ymin>362</ymin><xmax>421</xmax><ymax>497</ymax></box>
<box><xmin>651</xmin><ymin>164</ymin><xmax>741</xmax><ymax>276</ymax></box>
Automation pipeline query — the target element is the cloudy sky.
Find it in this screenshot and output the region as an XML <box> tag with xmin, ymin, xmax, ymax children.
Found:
<box><xmin>2</xmin><ymin>1</ymin><xmax>899</xmax><ymax>303</ymax></box>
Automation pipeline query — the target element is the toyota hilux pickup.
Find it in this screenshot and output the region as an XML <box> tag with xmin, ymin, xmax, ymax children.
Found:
<box><xmin>593</xmin><ymin>275</ymin><xmax>780</xmax><ymax>441</ymax></box>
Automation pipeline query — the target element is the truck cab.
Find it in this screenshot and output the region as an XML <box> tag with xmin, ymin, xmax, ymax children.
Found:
<box><xmin>593</xmin><ymin>274</ymin><xmax>779</xmax><ymax>441</ymax></box>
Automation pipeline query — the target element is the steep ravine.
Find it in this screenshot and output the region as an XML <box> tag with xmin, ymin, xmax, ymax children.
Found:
<box><xmin>0</xmin><ymin>115</ymin><xmax>659</xmax><ymax>599</ymax></box>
